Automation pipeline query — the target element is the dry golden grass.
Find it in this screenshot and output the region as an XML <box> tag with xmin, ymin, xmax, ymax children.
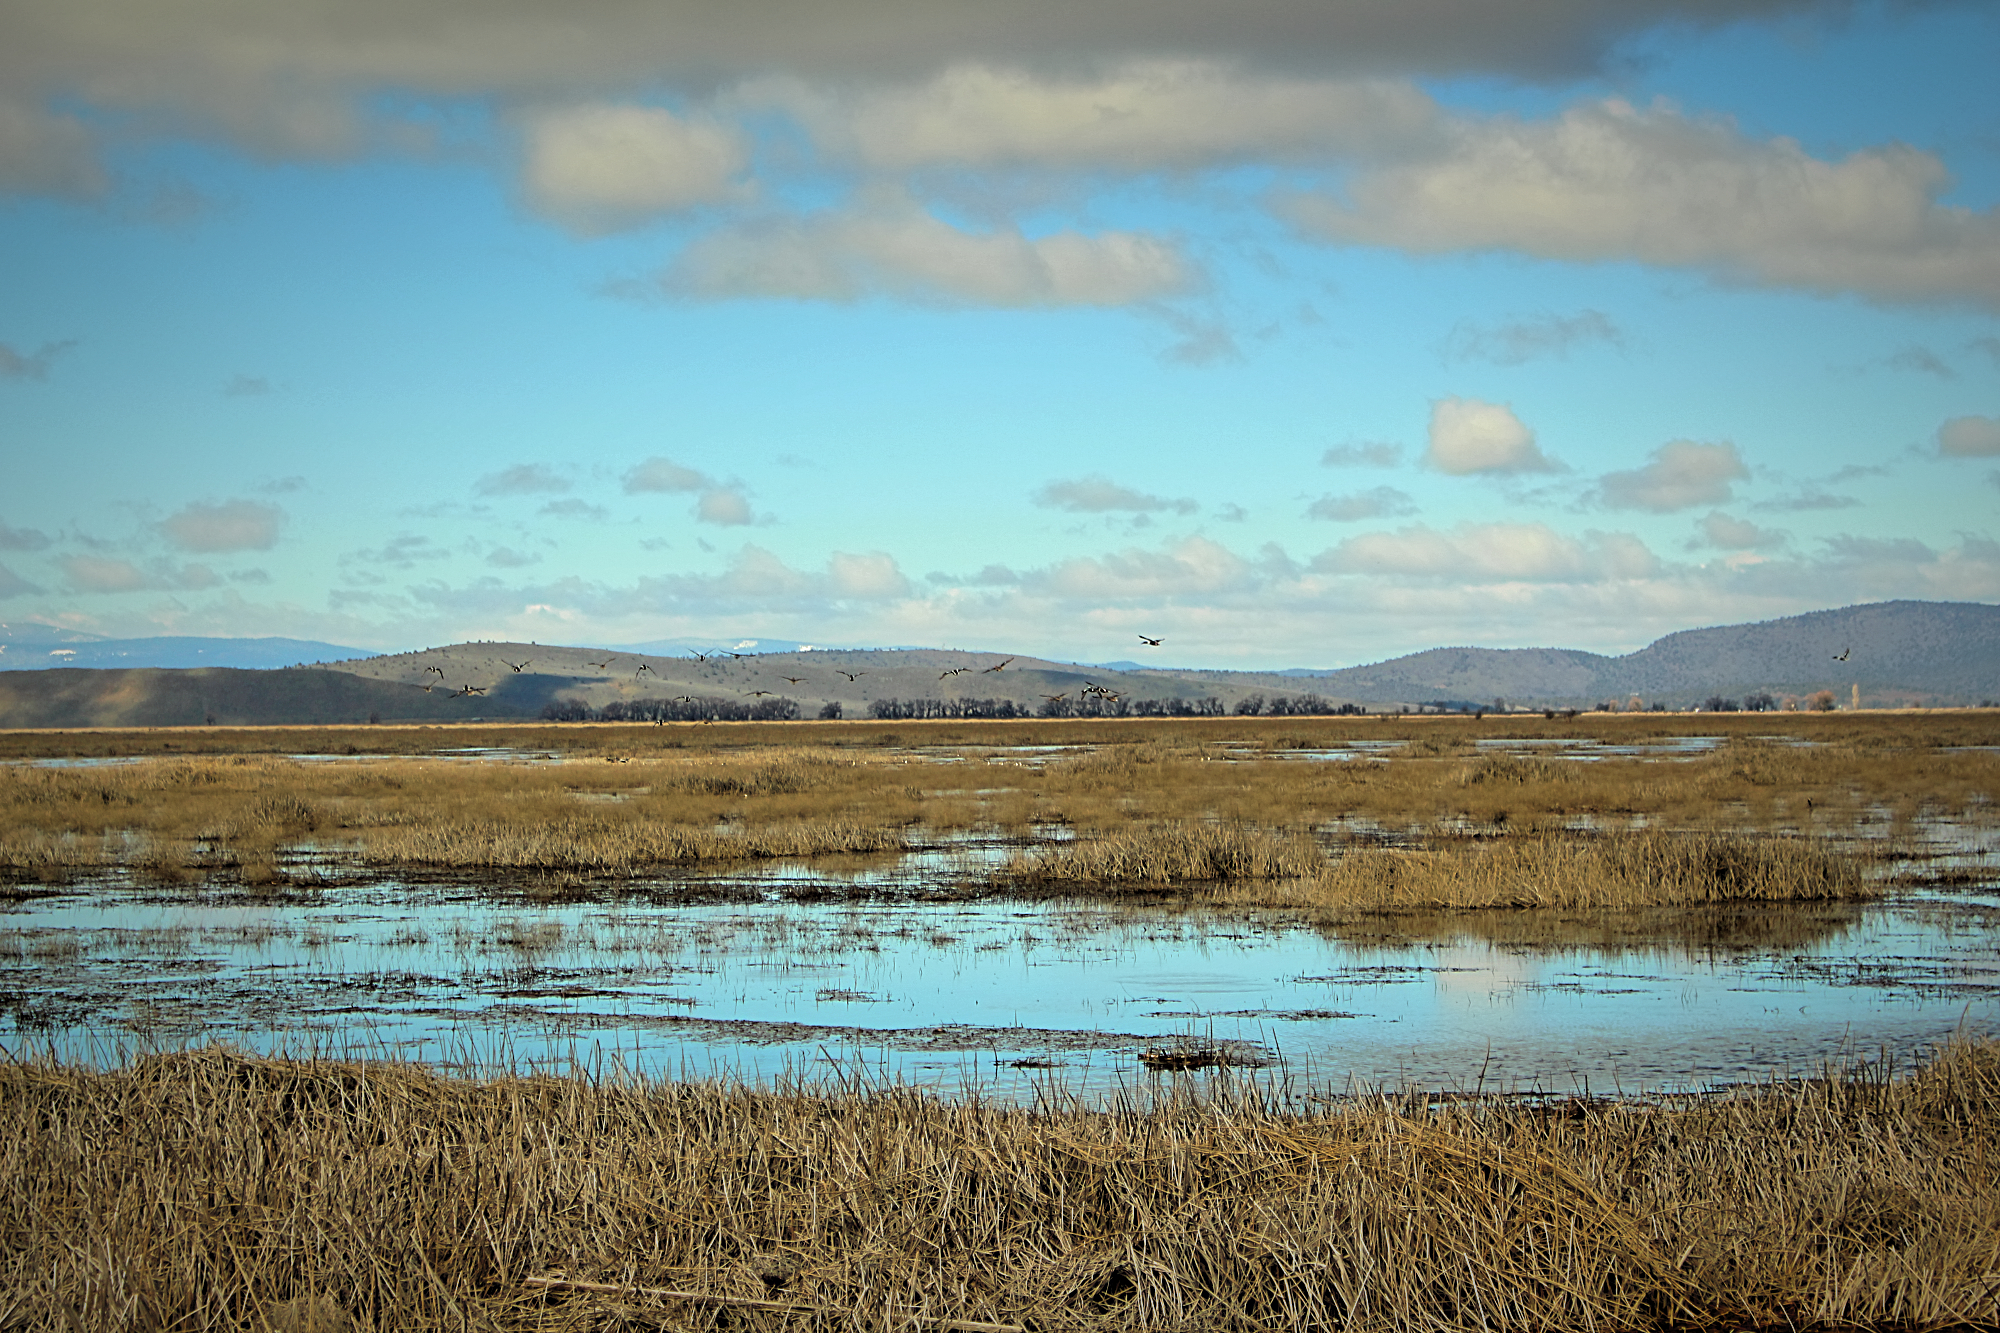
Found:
<box><xmin>0</xmin><ymin>719</ymin><xmax>1992</xmax><ymax>894</ymax></box>
<box><xmin>3</xmin><ymin>1040</ymin><xmax>1997</xmax><ymax>1332</ymax></box>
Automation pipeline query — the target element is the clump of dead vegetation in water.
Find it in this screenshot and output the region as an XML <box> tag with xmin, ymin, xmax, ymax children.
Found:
<box><xmin>3</xmin><ymin>1040</ymin><xmax>1997</xmax><ymax>1332</ymax></box>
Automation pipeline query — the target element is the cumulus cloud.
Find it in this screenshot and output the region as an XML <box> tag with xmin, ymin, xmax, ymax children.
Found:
<box><xmin>0</xmin><ymin>338</ymin><xmax>77</xmax><ymax>380</ymax></box>
<box><xmin>1937</xmin><ymin>415</ymin><xmax>2000</xmax><ymax>457</ymax></box>
<box><xmin>474</xmin><ymin>463</ymin><xmax>570</xmax><ymax>496</ymax></box>
<box><xmin>1033</xmin><ymin>475</ymin><xmax>1198</xmax><ymax>515</ymax></box>
<box><xmin>540</xmin><ymin>499</ymin><xmax>610</xmax><ymax>520</ymax></box>
<box><xmin>0</xmin><ymin>0</ymin><xmax>1820</xmax><ymax>192</ymax></box>
<box><xmin>486</xmin><ymin>546</ymin><xmax>540</xmax><ymax>569</ymax></box>
<box><xmin>1696</xmin><ymin>511</ymin><xmax>1785</xmax><ymax>550</ymax></box>
<box><xmin>754</xmin><ymin>63</ymin><xmax>1438</xmax><ymax>173</ymax></box>
<box><xmin>696</xmin><ymin>488</ymin><xmax>755</xmax><ymax>525</ymax></box>
<box><xmin>341</xmin><ymin>535</ymin><xmax>450</xmax><ymax>568</ymax></box>
<box><xmin>518</xmin><ymin>103</ymin><xmax>748</xmax><ymax>233</ymax></box>
<box><xmin>157</xmin><ymin>500</ymin><xmax>284</xmax><ymax>552</ymax></box>
<box><xmin>1424</xmin><ymin>397</ymin><xmax>1556</xmax><ymax>475</ymax></box>
<box><xmin>1312</xmin><ymin>521</ymin><xmax>1658</xmax><ymax>582</ymax></box>
<box><xmin>623</xmin><ymin>456</ymin><xmax>712</xmax><ymax>493</ymax></box>
<box><xmin>1321</xmin><ymin>442</ymin><xmax>1402</xmax><ymax>468</ymax></box>
<box><xmin>1440</xmin><ymin>309</ymin><xmax>1621</xmax><ymax>365</ymax></box>
<box><xmin>1306</xmin><ymin>486</ymin><xmax>1416</xmax><ymax>521</ymax></box>
<box><xmin>661</xmin><ymin>195</ymin><xmax>1192</xmax><ymax>307</ymax></box>
<box><xmin>0</xmin><ymin>101</ymin><xmax>104</xmax><ymax>197</ymax></box>
<box><xmin>0</xmin><ymin>519</ymin><xmax>52</xmax><ymax>551</ymax></box>
<box><xmin>61</xmin><ymin>555</ymin><xmax>219</xmax><ymax>593</ymax></box>
<box><xmin>1595</xmin><ymin>440</ymin><xmax>1747</xmax><ymax>512</ymax></box>
<box><xmin>0</xmin><ymin>562</ymin><xmax>45</xmax><ymax>598</ymax></box>
<box><xmin>1281</xmin><ymin>98</ymin><xmax>2000</xmax><ymax>309</ymax></box>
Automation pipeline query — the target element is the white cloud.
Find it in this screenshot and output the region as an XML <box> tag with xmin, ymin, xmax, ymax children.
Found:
<box><xmin>518</xmin><ymin>103</ymin><xmax>748</xmax><ymax>234</ymax></box>
<box><xmin>1424</xmin><ymin>397</ymin><xmax>1556</xmax><ymax>475</ymax></box>
<box><xmin>623</xmin><ymin>456</ymin><xmax>712</xmax><ymax>493</ymax></box>
<box><xmin>1313</xmin><ymin>521</ymin><xmax>1659</xmax><ymax>582</ymax></box>
<box><xmin>1033</xmin><ymin>475</ymin><xmax>1198</xmax><ymax>515</ymax></box>
<box><xmin>753</xmin><ymin>63</ymin><xmax>1438</xmax><ymax>173</ymax></box>
<box><xmin>1595</xmin><ymin>440</ymin><xmax>1747</xmax><ymax>512</ymax></box>
<box><xmin>1938</xmin><ymin>415</ymin><xmax>2000</xmax><ymax>458</ymax></box>
<box><xmin>662</xmin><ymin>194</ymin><xmax>1192</xmax><ymax>307</ymax></box>
<box><xmin>697</xmin><ymin>488</ymin><xmax>755</xmax><ymax>525</ymax></box>
<box><xmin>157</xmin><ymin>499</ymin><xmax>285</xmax><ymax>552</ymax></box>
<box><xmin>1306</xmin><ymin>486</ymin><xmax>1415</xmax><ymax>521</ymax></box>
<box><xmin>1282</xmin><ymin>98</ymin><xmax>2000</xmax><ymax>309</ymax></box>
<box><xmin>61</xmin><ymin>555</ymin><xmax>219</xmax><ymax>593</ymax></box>
<box><xmin>1321</xmin><ymin>442</ymin><xmax>1402</xmax><ymax>468</ymax></box>
<box><xmin>828</xmin><ymin>551</ymin><xmax>911</xmax><ymax>599</ymax></box>
<box><xmin>1440</xmin><ymin>309</ymin><xmax>1621</xmax><ymax>365</ymax></box>
<box><xmin>474</xmin><ymin>463</ymin><xmax>570</xmax><ymax>496</ymax></box>
<box><xmin>1696</xmin><ymin>511</ymin><xmax>1784</xmax><ymax>551</ymax></box>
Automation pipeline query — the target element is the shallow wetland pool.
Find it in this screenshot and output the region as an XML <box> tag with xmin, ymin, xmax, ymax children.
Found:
<box><xmin>4</xmin><ymin>719</ymin><xmax>1998</xmax><ymax>1101</ymax></box>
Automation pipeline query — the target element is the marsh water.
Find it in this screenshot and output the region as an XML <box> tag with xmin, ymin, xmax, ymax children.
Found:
<box><xmin>6</xmin><ymin>846</ymin><xmax>1997</xmax><ymax>1100</ymax></box>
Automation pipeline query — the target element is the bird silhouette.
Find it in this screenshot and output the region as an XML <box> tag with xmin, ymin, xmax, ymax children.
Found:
<box><xmin>689</xmin><ymin>650</ymin><xmax>711</xmax><ymax>662</ymax></box>
<box><xmin>635</xmin><ymin>663</ymin><xmax>655</xmax><ymax>678</ymax></box>
<box><xmin>675</xmin><ymin>695</ymin><xmax>696</xmax><ymax>704</ymax></box>
<box><xmin>982</xmin><ymin>658</ymin><xmax>1014</xmax><ymax>673</ymax></box>
<box><xmin>455</xmin><ymin>684</ymin><xmax>486</xmax><ymax>697</ymax></box>
<box><xmin>747</xmin><ymin>690</ymin><xmax>775</xmax><ymax>698</ymax></box>
<box><xmin>1834</xmin><ymin>647</ymin><xmax>1851</xmax><ymax>661</ymax></box>
<box><xmin>837</xmin><ymin>670</ymin><xmax>865</xmax><ymax>681</ymax></box>
<box><xmin>1138</xmin><ymin>635</ymin><xmax>1162</xmax><ymax>647</ymax></box>
<box><xmin>780</xmin><ymin>676</ymin><xmax>806</xmax><ymax>684</ymax></box>
<box><xmin>502</xmin><ymin>659</ymin><xmax>530</xmax><ymax>672</ymax></box>
<box><xmin>1042</xmin><ymin>693</ymin><xmax>1066</xmax><ymax>703</ymax></box>
<box><xmin>424</xmin><ymin>665</ymin><xmax>445</xmax><ymax>678</ymax></box>
<box><xmin>939</xmin><ymin>667</ymin><xmax>969</xmax><ymax>679</ymax></box>
<box><xmin>585</xmin><ymin>658</ymin><xmax>614</xmax><ymax>670</ymax></box>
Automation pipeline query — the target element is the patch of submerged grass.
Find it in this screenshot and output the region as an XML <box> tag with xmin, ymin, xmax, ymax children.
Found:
<box><xmin>3</xmin><ymin>1040</ymin><xmax>1997</xmax><ymax>1332</ymax></box>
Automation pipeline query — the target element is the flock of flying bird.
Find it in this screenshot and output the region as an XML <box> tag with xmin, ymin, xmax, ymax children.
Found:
<box><xmin>414</xmin><ymin>635</ymin><xmax>1171</xmax><ymax>703</ymax></box>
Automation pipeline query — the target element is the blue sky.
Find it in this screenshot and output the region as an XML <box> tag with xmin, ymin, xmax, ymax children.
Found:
<box><xmin>1</xmin><ymin>0</ymin><xmax>1996</xmax><ymax>668</ymax></box>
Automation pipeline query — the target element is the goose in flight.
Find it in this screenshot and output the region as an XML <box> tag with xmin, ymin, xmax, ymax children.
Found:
<box><xmin>1138</xmin><ymin>635</ymin><xmax>1162</xmax><ymax>647</ymax></box>
<box><xmin>780</xmin><ymin>676</ymin><xmax>806</xmax><ymax>684</ymax></box>
<box><xmin>688</xmin><ymin>650</ymin><xmax>711</xmax><ymax>662</ymax></box>
<box><xmin>939</xmin><ymin>667</ymin><xmax>969</xmax><ymax>679</ymax></box>
<box><xmin>675</xmin><ymin>695</ymin><xmax>696</xmax><ymax>704</ymax></box>
<box><xmin>746</xmin><ymin>690</ymin><xmax>775</xmax><ymax>698</ymax></box>
<box><xmin>1042</xmin><ymin>693</ymin><xmax>1067</xmax><ymax>703</ymax></box>
<box><xmin>502</xmin><ymin>659</ymin><xmax>530</xmax><ymax>673</ymax></box>
<box><xmin>982</xmin><ymin>658</ymin><xmax>1014</xmax><ymax>673</ymax></box>
<box><xmin>585</xmin><ymin>658</ymin><xmax>615</xmax><ymax>670</ymax></box>
<box><xmin>635</xmin><ymin>663</ymin><xmax>655</xmax><ymax>677</ymax></box>
<box><xmin>1833</xmin><ymin>647</ymin><xmax>1851</xmax><ymax>661</ymax></box>
<box><xmin>424</xmin><ymin>665</ymin><xmax>445</xmax><ymax>678</ymax></box>
<box><xmin>455</xmin><ymin>684</ymin><xmax>486</xmax><ymax>697</ymax></box>
<box><xmin>837</xmin><ymin>669</ymin><xmax>865</xmax><ymax>681</ymax></box>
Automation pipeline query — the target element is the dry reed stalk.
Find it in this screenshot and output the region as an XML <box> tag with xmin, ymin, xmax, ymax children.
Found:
<box><xmin>3</xmin><ymin>1041</ymin><xmax>1996</xmax><ymax>1332</ymax></box>
<box><xmin>523</xmin><ymin>1274</ymin><xmax>1027</xmax><ymax>1330</ymax></box>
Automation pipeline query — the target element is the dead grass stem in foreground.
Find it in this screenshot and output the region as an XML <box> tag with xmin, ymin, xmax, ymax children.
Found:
<box><xmin>3</xmin><ymin>1041</ymin><xmax>1997</xmax><ymax>1332</ymax></box>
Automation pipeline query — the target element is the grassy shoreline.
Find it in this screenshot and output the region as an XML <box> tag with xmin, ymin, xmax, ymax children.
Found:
<box><xmin>4</xmin><ymin>1040</ymin><xmax>1996</xmax><ymax>1331</ymax></box>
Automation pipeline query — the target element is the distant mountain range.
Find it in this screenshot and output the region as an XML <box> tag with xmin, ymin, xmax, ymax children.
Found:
<box><xmin>0</xmin><ymin>600</ymin><xmax>1993</xmax><ymax>728</ymax></box>
<box><xmin>0</xmin><ymin>622</ymin><xmax>373</xmax><ymax>671</ymax></box>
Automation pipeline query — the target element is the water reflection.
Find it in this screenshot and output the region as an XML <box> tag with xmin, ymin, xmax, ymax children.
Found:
<box><xmin>4</xmin><ymin>852</ymin><xmax>1994</xmax><ymax>1100</ymax></box>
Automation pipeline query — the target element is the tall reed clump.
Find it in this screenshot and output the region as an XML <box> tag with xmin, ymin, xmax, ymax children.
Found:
<box><xmin>1005</xmin><ymin>821</ymin><xmax>1327</xmax><ymax>887</ymax></box>
<box><xmin>1217</xmin><ymin>829</ymin><xmax>1865</xmax><ymax>912</ymax></box>
<box><xmin>3</xmin><ymin>1041</ymin><xmax>1997</xmax><ymax>1332</ymax></box>
<box><xmin>360</xmin><ymin>815</ymin><xmax>907</xmax><ymax>875</ymax></box>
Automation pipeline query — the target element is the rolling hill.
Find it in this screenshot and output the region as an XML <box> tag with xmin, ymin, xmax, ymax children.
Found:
<box><xmin>0</xmin><ymin>600</ymin><xmax>1992</xmax><ymax>728</ymax></box>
